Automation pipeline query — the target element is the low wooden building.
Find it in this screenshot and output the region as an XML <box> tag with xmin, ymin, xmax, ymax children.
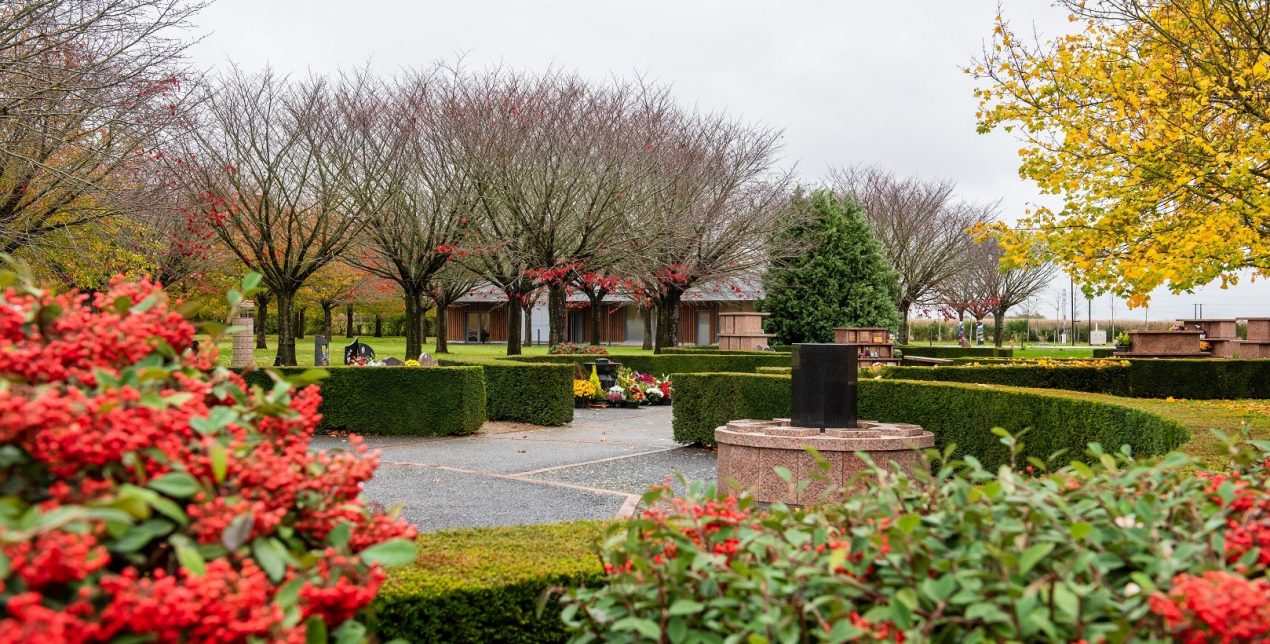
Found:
<box><xmin>446</xmin><ymin>277</ymin><xmax>764</xmax><ymax>346</ymax></box>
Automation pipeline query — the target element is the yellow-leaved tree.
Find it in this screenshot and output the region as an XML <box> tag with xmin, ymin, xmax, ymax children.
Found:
<box><xmin>972</xmin><ymin>0</ymin><xmax>1270</xmax><ymax>305</ymax></box>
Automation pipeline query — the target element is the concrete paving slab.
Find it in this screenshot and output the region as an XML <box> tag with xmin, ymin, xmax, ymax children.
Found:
<box><xmin>527</xmin><ymin>447</ymin><xmax>717</xmax><ymax>496</ymax></box>
<box><xmin>366</xmin><ymin>463</ymin><xmax>629</xmax><ymax>531</ymax></box>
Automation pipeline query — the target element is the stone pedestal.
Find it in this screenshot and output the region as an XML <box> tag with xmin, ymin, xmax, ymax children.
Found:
<box><xmin>717</xmin><ymin>312</ymin><xmax>774</xmax><ymax>351</ymax></box>
<box><xmin>230</xmin><ymin>300</ymin><xmax>256</xmax><ymax>369</ymax></box>
<box><xmin>1121</xmin><ymin>330</ymin><xmax>1206</xmax><ymax>358</ymax></box>
<box><xmin>716</xmin><ymin>418</ymin><xmax>934</xmax><ymax>504</ymax></box>
<box><xmin>1246</xmin><ymin>318</ymin><xmax>1270</xmax><ymax>342</ymax></box>
<box><xmin>1177</xmin><ymin>319</ymin><xmax>1238</xmax><ymax>339</ymax></box>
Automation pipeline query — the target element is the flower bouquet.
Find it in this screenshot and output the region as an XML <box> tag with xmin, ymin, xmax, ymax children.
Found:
<box><xmin>573</xmin><ymin>379</ymin><xmax>597</xmax><ymax>407</ymax></box>
<box><xmin>607</xmin><ymin>385</ymin><xmax>625</xmax><ymax>407</ymax></box>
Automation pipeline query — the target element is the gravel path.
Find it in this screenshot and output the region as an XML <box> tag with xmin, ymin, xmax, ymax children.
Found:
<box><xmin>312</xmin><ymin>406</ymin><xmax>716</xmax><ymax>532</ymax></box>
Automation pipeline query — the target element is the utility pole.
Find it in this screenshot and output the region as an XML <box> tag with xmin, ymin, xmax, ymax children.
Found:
<box><xmin>1087</xmin><ymin>296</ymin><xmax>1092</xmax><ymax>345</ymax></box>
<box><xmin>1070</xmin><ymin>274</ymin><xmax>1076</xmax><ymax>346</ymax></box>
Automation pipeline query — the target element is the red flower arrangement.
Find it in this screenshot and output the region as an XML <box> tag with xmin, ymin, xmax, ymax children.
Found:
<box><xmin>0</xmin><ymin>274</ymin><xmax>415</xmax><ymax>642</ymax></box>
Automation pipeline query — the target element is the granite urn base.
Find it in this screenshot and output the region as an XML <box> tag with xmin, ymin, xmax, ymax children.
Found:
<box><xmin>715</xmin><ymin>418</ymin><xmax>935</xmax><ymax>505</ymax></box>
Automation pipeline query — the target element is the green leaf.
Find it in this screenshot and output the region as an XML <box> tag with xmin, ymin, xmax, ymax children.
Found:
<box><xmin>897</xmin><ymin>513</ymin><xmax>921</xmax><ymax>534</ymax></box>
<box><xmin>148</xmin><ymin>472</ymin><xmax>200</xmax><ymax>498</ymax></box>
<box><xmin>359</xmin><ymin>538</ymin><xmax>417</xmax><ymax>567</ymax></box>
<box><xmin>252</xmin><ymin>537</ymin><xmax>288</xmax><ymax>583</ymax></box>
<box><xmin>1018</xmin><ymin>543</ymin><xmax>1054</xmax><ymax>574</ymax></box>
<box><xmin>148</xmin><ymin>496</ymin><xmax>188</xmax><ymax>525</ymax></box>
<box><xmin>668</xmin><ymin>599</ymin><xmax>704</xmax><ymax>616</ymax></box>
<box><xmin>332</xmin><ymin>620</ymin><xmax>367</xmax><ymax>644</ymax></box>
<box><xmin>773</xmin><ymin>466</ymin><xmax>793</xmax><ymax>484</ymax></box>
<box><xmin>209</xmin><ymin>441</ymin><xmax>228</xmax><ymax>483</ymax></box>
<box><xmin>612</xmin><ymin>616</ymin><xmax>660</xmax><ymax>639</ymax></box>
<box><xmin>241</xmin><ymin>272</ymin><xmax>263</xmax><ymax>294</ymax></box>
<box><xmin>1068</xmin><ymin>522</ymin><xmax>1093</xmax><ymax>540</ymax></box>
<box><xmin>174</xmin><ymin>539</ymin><xmax>206</xmax><ymax>576</ymax></box>
<box><xmin>113</xmin><ymin>295</ymin><xmax>133</xmax><ymax>314</ymax></box>
<box><xmin>0</xmin><ymin>551</ymin><xmax>9</xmax><ymax>579</ymax></box>
<box><xmin>326</xmin><ymin>522</ymin><xmax>351</xmax><ymax>549</ymax></box>
<box><xmin>305</xmin><ymin>616</ymin><xmax>328</xmax><ymax>644</ymax></box>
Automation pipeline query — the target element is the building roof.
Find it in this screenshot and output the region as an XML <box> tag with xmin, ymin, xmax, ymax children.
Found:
<box><xmin>454</xmin><ymin>275</ymin><xmax>765</xmax><ymax>305</ymax></box>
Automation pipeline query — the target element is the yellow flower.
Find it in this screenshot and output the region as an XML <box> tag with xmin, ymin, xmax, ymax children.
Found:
<box><xmin>573</xmin><ymin>379</ymin><xmax>597</xmax><ymax>398</ymax></box>
<box><xmin>403</xmin><ymin>359</ymin><xmax>421</xmax><ymax>367</ymax></box>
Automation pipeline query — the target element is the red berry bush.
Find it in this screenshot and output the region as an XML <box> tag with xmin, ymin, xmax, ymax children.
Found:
<box><xmin>565</xmin><ymin>436</ymin><xmax>1270</xmax><ymax>642</ymax></box>
<box><xmin>0</xmin><ymin>274</ymin><xmax>416</xmax><ymax>642</ymax></box>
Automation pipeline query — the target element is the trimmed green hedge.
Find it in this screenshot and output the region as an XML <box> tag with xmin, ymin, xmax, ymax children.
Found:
<box><xmin>239</xmin><ymin>366</ymin><xmax>486</xmax><ymax>436</ymax></box>
<box><xmin>897</xmin><ymin>345</ymin><xmax>1014</xmax><ymax>359</ymax></box>
<box><xmin>882</xmin><ymin>359</ymin><xmax>1270</xmax><ymax>400</ymax></box>
<box><xmin>1129</xmin><ymin>359</ymin><xmax>1270</xmax><ymax>399</ymax></box>
<box><xmin>880</xmin><ymin>364</ymin><xmax>1132</xmax><ymax>396</ymax></box>
<box><xmin>374</xmin><ymin>521</ymin><xmax>606</xmax><ymax>643</ymax></box>
<box><xmin>670</xmin><ymin>373</ymin><xmax>1189</xmax><ymax>470</ymax></box>
<box><xmin>439</xmin><ymin>357</ymin><xmax>574</xmax><ymax>425</ymax></box>
<box><xmin>506</xmin><ymin>353</ymin><xmax>791</xmax><ymax>375</ymax></box>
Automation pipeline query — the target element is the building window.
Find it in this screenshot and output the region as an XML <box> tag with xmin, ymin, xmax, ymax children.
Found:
<box><xmin>465</xmin><ymin>310</ymin><xmax>491</xmax><ymax>343</ymax></box>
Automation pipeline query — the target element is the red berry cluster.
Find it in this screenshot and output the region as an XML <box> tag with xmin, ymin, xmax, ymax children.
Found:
<box><xmin>0</xmin><ymin>277</ymin><xmax>416</xmax><ymax>642</ymax></box>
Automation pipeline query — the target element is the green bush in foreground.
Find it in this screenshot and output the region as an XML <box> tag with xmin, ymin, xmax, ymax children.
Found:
<box><xmin>670</xmin><ymin>373</ymin><xmax>1189</xmax><ymax>470</ymax></box>
<box><xmin>564</xmin><ymin>438</ymin><xmax>1270</xmax><ymax>642</ymax></box>
<box><xmin>374</xmin><ymin>522</ymin><xmax>606</xmax><ymax>643</ymax></box>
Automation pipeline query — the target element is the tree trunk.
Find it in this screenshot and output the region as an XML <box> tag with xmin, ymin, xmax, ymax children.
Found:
<box><xmin>993</xmin><ymin>309</ymin><xmax>1007</xmax><ymax>349</ymax></box>
<box><xmin>524</xmin><ymin>302</ymin><xmax>533</xmax><ymax>347</ymax></box>
<box><xmin>642</xmin><ymin>306</ymin><xmax>653</xmax><ymax>350</ymax></box>
<box><xmin>547</xmin><ymin>283</ymin><xmax>567</xmax><ymax>347</ymax></box>
<box><xmin>294</xmin><ymin>307</ymin><xmax>306</xmax><ymax>340</ymax></box>
<box><xmin>375</xmin><ymin>313</ymin><xmax>383</xmax><ymax>338</ymax></box>
<box><xmin>344</xmin><ymin>304</ymin><xmax>354</xmax><ymax>338</ymax></box>
<box><xmin>587</xmin><ymin>291</ymin><xmax>605</xmax><ymax>346</ymax></box>
<box><xmin>435</xmin><ymin>301</ymin><xmax>450</xmax><ymax>354</ymax></box>
<box><xmin>321</xmin><ymin>304</ymin><xmax>334</xmax><ymax>338</ymax></box>
<box><xmin>254</xmin><ymin>294</ymin><xmax>269</xmax><ymax>350</ymax></box>
<box><xmin>274</xmin><ymin>290</ymin><xmax>299</xmax><ymax>366</ymax></box>
<box><xmin>404</xmin><ymin>290</ymin><xmax>425</xmax><ymax>359</ymax></box>
<box><xmin>897</xmin><ymin>299</ymin><xmax>913</xmax><ymax>345</ymax></box>
<box><xmin>506</xmin><ymin>298</ymin><xmax>523</xmax><ymax>355</ymax></box>
<box><xmin>654</xmin><ymin>289</ymin><xmax>684</xmax><ymax>354</ymax></box>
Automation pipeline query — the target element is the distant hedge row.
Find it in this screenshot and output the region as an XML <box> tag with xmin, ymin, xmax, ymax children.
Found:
<box><xmin>670</xmin><ymin>373</ymin><xmax>1189</xmax><ymax>471</ymax></box>
<box><xmin>239</xmin><ymin>366</ymin><xmax>487</xmax><ymax>436</ymax></box>
<box><xmin>881</xmin><ymin>359</ymin><xmax>1270</xmax><ymax>399</ymax></box>
<box><xmin>374</xmin><ymin>521</ymin><xmax>606</xmax><ymax>643</ymax></box>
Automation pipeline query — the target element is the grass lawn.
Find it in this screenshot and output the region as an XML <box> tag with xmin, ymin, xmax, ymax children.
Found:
<box><xmin>210</xmin><ymin>334</ymin><xmax>657</xmax><ymax>367</ymax></box>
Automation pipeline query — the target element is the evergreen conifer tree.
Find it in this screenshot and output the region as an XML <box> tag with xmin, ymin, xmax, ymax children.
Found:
<box><xmin>759</xmin><ymin>190</ymin><xmax>901</xmax><ymax>344</ymax></box>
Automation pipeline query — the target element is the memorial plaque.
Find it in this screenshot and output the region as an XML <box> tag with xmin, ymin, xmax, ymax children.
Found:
<box><xmin>314</xmin><ymin>335</ymin><xmax>330</xmax><ymax>366</ymax></box>
<box><xmin>790</xmin><ymin>343</ymin><xmax>857</xmax><ymax>429</ymax></box>
<box><xmin>383</xmin><ymin>356</ymin><xmax>403</xmax><ymax>366</ymax></box>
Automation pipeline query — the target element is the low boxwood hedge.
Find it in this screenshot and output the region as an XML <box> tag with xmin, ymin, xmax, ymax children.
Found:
<box><xmin>239</xmin><ymin>366</ymin><xmax>486</xmax><ymax>436</ymax></box>
<box><xmin>896</xmin><ymin>345</ymin><xmax>1014</xmax><ymax>359</ymax></box>
<box><xmin>439</xmin><ymin>357</ymin><xmax>574</xmax><ymax>425</ymax></box>
<box><xmin>880</xmin><ymin>363</ymin><xmax>1132</xmax><ymax>396</ymax></box>
<box><xmin>374</xmin><ymin>521</ymin><xmax>606</xmax><ymax>643</ymax></box>
<box><xmin>670</xmin><ymin>373</ymin><xmax>1188</xmax><ymax>471</ymax></box>
<box><xmin>882</xmin><ymin>359</ymin><xmax>1270</xmax><ymax>400</ymax></box>
<box><xmin>506</xmin><ymin>353</ymin><xmax>791</xmax><ymax>375</ymax></box>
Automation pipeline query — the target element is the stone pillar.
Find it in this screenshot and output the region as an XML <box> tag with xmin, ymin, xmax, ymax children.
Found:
<box><xmin>231</xmin><ymin>300</ymin><xmax>256</xmax><ymax>369</ymax></box>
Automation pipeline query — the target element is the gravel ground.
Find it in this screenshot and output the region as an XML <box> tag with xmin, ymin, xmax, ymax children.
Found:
<box><xmin>316</xmin><ymin>406</ymin><xmax>718</xmax><ymax>531</ymax></box>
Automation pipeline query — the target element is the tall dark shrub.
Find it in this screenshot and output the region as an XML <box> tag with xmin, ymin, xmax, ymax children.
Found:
<box><xmin>759</xmin><ymin>190</ymin><xmax>900</xmax><ymax>344</ymax></box>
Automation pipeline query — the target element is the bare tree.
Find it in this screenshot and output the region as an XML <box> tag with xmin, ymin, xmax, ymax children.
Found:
<box><xmin>634</xmin><ymin>110</ymin><xmax>794</xmax><ymax>352</ymax></box>
<box><xmin>972</xmin><ymin>238</ymin><xmax>1057</xmax><ymax>348</ymax></box>
<box><xmin>346</xmin><ymin>68</ymin><xmax>477</xmax><ymax>358</ymax></box>
<box><xmin>0</xmin><ymin>0</ymin><xmax>205</xmax><ymax>252</ymax></box>
<box><xmin>171</xmin><ymin>69</ymin><xmax>389</xmax><ymax>365</ymax></box>
<box><xmin>443</xmin><ymin>68</ymin><xmax>667</xmax><ymax>353</ymax></box>
<box><xmin>830</xmin><ymin>166</ymin><xmax>990</xmax><ymax>344</ymax></box>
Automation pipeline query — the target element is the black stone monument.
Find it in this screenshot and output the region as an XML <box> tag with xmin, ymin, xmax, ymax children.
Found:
<box><xmin>343</xmin><ymin>337</ymin><xmax>375</xmax><ymax>365</ymax></box>
<box><xmin>790</xmin><ymin>343</ymin><xmax>857</xmax><ymax>430</ymax></box>
<box><xmin>583</xmin><ymin>358</ymin><xmax>622</xmax><ymax>392</ymax></box>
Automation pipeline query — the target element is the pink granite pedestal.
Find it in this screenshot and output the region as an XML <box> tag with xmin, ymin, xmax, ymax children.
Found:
<box><xmin>716</xmin><ymin>418</ymin><xmax>934</xmax><ymax>505</ymax></box>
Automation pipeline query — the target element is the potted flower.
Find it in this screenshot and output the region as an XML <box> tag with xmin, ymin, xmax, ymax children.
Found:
<box><xmin>573</xmin><ymin>379</ymin><xmax>597</xmax><ymax>408</ymax></box>
<box><xmin>656</xmin><ymin>375</ymin><xmax>673</xmax><ymax>405</ymax></box>
<box><xmin>1114</xmin><ymin>332</ymin><xmax>1131</xmax><ymax>352</ymax></box>
<box><xmin>644</xmin><ymin>386</ymin><xmax>664</xmax><ymax>405</ymax></box>
<box><xmin>1200</xmin><ymin>340</ymin><xmax>1213</xmax><ymax>353</ymax></box>
<box><xmin>606</xmin><ymin>386</ymin><xmax>625</xmax><ymax>407</ymax></box>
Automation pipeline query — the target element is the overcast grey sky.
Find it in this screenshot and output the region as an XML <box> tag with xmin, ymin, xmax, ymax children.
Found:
<box><xmin>187</xmin><ymin>0</ymin><xmax>1269</xmax><ymax>322</ymax></box>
